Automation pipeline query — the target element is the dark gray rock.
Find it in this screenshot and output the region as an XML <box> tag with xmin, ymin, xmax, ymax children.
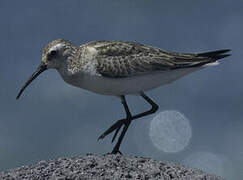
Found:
<box><xmin>0</xmin><ymin>154</ymin><xmax>224</xmax><ymax>180</ymax></box>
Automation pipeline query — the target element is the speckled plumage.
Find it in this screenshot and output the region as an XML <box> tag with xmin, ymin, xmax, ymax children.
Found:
<box><xmin>42</xmin><ymin>39</ymin><xmax>229</xmax><ymax>79</ymax></box>
<box><xmin>92</xmin><ymin>41</ymin><xmax>214</xmax><ymax>77</ymax></box>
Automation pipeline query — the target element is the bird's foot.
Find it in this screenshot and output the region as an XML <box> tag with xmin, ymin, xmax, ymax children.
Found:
<box><xmin>111</xmin><ymin>149</ymin><xmax>123</xmax><ymax>155</ymax></box>
<box><xmin>98</xmin><ymin>119</ymin><xmax>125</xmax><ymax>142</ymax></box>
<box><xmin>105</xmin><ymin>149</ymin><xmax>123</xmax><ymax>155</ymax></box>
<box><xmin>98</xmin><ymin>115</ymin><xmax>132</xmax><ymax>143</ymax></box>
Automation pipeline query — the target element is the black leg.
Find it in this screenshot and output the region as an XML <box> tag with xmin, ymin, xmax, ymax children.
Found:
<box><xmin>111</xmin><ymin>95</ymin><xmax>132</xmax><ymax>154</ymax></box>
<box><xmin>111</xmin><ymin>96</ymin><xmax>132</xmax><ymax>143</ymax></box>
<box><xmin>98</xmin><ymin>92</ymin><xmax>159</xmax><ymax>154</ymax></box>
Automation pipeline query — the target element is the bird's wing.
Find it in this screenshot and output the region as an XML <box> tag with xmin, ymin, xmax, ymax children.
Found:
<box><xmin>89</xmin><ymin>41</ymin><xmax>229</xmax><ymax>78</ymax></box>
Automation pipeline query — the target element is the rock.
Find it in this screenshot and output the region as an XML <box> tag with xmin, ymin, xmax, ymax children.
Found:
<box><xmin>0</xmin><ymin>154</ymin><xmax>223</xmax><ymax>180</ymax></box>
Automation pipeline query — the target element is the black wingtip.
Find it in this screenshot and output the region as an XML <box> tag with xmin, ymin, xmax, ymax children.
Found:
<box><xmin>198</xmin><ymin>49</ymin><xmax>231</xmax><ymax>60</ymax></box>
<box><xmin>198</xmin><ymin>49</ymin><xmax>231</xmax><ymax>56</ymax></box>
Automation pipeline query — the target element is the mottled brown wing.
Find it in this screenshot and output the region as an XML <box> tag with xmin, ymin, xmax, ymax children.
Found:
<box><xmin>93</xmin><ymin>41</ymin><xmax>222</xmax><ymax>78</ymax></box>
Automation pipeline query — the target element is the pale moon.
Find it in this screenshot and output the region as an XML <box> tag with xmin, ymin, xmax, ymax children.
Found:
<box><xmin>149</xmin><ymin>110</ymin><xmax>192</xmax><ymax>153</ymax></box>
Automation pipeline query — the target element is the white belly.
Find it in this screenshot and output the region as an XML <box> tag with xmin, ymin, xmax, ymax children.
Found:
<box><xmin>59</xmin><ymin>66</ymin><xmax>204</xmax><ymax>96</ymax></box>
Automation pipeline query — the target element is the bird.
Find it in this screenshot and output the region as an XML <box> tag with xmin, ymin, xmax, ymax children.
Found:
<box><xmin>16</xmin><ymin>39</ymin><xmax>231</xmax><ymax>154</ymax></box>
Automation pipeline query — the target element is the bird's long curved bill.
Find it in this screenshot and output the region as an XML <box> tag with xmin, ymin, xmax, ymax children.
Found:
<box><xmin>16</xmin><ymin>63</ymin><xmax>47</xmax><ymax>99</ymax></box>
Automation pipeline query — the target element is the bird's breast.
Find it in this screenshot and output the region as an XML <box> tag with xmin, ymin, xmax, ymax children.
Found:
<box><xmin>57</xmin><ymin>66</ymin><xmax>203</xmax><ymax>96</ymax></box>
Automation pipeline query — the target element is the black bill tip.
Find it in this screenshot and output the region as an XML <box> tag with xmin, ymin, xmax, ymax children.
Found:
<box><xmin>16</xmin><ymin>63</ymin><xmax>47</xmax><ymax>99</ymax></box>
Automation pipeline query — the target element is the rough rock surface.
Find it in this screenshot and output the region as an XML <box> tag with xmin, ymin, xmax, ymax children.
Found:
<box><xmin>0</xmin><ymin>154</ymin><xmax>223</xmax><ymax>180</ymax></box>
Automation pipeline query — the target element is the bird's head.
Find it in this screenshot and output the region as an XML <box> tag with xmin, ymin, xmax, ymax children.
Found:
<box><xmin>16</xmin><ymin>39</ymin><xmax>76</xmax><ymax>99</ymax></box>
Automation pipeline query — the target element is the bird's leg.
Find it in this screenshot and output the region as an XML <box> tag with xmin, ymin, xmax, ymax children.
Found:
<box><xmin>98</xmin><ymin>96</ymin><xmax>131</xmax><ymax>142</ymax></box>
<box><xmin>111</xmin><ymin>95</ymin><xmax>132</xmax><ymax>154</ymax></box>
<box><xmin>98</xmin><ymin>92</ymin><xmax>159</xmax><ymax>154</ymax></box>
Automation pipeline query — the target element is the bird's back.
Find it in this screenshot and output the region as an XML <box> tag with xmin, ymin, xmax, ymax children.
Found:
<box><xmin>78</xmin><ymin>41</ymin><xmax>230</xmax><ymax>78</ymax></box>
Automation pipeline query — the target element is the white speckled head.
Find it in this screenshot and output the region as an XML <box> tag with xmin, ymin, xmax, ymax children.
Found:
<box><xmin>42</xmin><ymin>39</ymin><xmax>76</xmax><ymax>70</ymax></box>
<box><xmin>16</xmin><ymin>39</ymin><xmax>77</xmax><ymax>99</ymax></box>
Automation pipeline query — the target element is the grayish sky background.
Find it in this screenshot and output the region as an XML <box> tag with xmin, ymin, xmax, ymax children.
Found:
<box><xmin>0</xmin><ymin>0</ymin><xmax>243</xmax><ymax>179</ymax></box>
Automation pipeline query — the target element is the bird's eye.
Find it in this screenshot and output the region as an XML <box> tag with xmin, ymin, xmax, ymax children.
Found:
<box><xmin>50</xmin><ymin>50</ymin><xmax>57</xmax><ymax>56</ymax></box>
<box><xmin>47</xmin><ymin>50</ymin><xmax>57</xmax><ymax>61</ymax></box>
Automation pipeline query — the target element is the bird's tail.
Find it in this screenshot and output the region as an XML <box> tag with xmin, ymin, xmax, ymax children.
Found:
<box><xmin>182</xmin><ymin>49</ymin><xmax>232</xmax><ymax>68</ymax></box>
<box><xmin>197</xmin><ymin>49</ymin><xmax>231</xmax><ymax>60</ymax></box>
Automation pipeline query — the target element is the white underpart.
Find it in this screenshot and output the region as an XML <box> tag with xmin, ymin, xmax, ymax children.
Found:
<box><xmin>203</xmin><ymin>61</ymin><xmax>219</xmax><ymax>67</ymax></box>
<box><xmin>59</xmin><ymin>62</ymin><xmax>218</xmax><ymax>96</ymax></box>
